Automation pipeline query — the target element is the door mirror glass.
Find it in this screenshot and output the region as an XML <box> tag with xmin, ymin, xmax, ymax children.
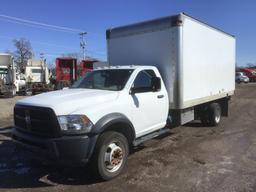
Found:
<box><xmin>151</xmin><ymin>77</ymin><xmax>161</xmax><ymax>92</ymax></box>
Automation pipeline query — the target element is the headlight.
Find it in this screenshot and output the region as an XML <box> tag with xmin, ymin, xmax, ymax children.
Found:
<box><xmin>57</xmin><ymin>115</ymin><xmax>93</xmax><ymax>134</ymax></box>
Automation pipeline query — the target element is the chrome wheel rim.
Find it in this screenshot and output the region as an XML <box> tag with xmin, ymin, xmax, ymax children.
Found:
<box><xmin>104</xmin><ymin>142</ymin><xmax>124</xmax><ymax>173</ymax></box>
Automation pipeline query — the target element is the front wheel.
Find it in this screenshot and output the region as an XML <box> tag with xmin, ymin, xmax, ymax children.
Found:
<box><xmin>91</xmin><ymin>131</ymin><xmax>129</xmax><ymax>180</ymax></box>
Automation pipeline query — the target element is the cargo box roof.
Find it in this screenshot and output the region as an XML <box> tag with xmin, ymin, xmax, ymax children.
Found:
<box><xmin>106</xmin><ymin>12</ymin><xmax>235</xmax><ymax>39</ymax></box>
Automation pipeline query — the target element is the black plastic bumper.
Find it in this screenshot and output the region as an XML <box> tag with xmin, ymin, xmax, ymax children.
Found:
<box><xmin>12</xmin><ymin>128</ymin><xmax>97</xmax><ymax>165</ymax></box>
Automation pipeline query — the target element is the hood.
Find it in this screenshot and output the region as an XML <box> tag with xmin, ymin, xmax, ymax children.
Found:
<box><xmin>17</xmin><ymin>88</ymin><xmax>119</xmax><ymax>115</ymax></box>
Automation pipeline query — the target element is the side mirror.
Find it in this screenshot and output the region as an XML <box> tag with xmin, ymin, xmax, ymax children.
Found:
<box><xmin>151</xmin><ymin>77</ymin><xmax>161</xmax><ymax>92</ymax></box>
<box><xmin>129</xmin><ymin>87</ymin><xmax>136</xmax><ymax>95</ymax></box>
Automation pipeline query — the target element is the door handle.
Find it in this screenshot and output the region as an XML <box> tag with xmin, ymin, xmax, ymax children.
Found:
<box><xmin>157</xmin><ymin>95</ymin><xmax>164</xmax><ymax>99</ymax></box>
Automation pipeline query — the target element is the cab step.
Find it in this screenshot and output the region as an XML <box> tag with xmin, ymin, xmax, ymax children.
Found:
<box><xmin>133</xmin><ymin>128</ymin><xmax>170</xmax><ymax>146</ymax></box>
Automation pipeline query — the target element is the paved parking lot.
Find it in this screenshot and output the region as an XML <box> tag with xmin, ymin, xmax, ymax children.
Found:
<box><xmin>0</xmin><ymin>84</ymin><xmax>256</xmax><ymax>192</ymax></box>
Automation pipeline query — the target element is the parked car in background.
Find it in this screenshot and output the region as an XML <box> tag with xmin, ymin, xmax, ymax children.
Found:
<box><xmin>236</xmin><ymin>72</ymin><xmax>249</xmax><ymax>83</ymax></box>
<box><xmin>238</xmin><ymin>68</ymin><xmax>256</xmax><ymax>82</ymax></box>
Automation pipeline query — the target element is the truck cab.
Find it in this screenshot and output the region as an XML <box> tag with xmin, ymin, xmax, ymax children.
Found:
<box><xmin>0</xmin><ymin>53</ymin><xmax>16</xmax><ymax>97</ymax></box>
<box><xmin>15</xmin><ymin>73</ymin><xmax>26</xmax><ymax>92</ymax></box>
<box><xmin>25</xmin><ymin>59</ymin><xmax>50</xmax><ymax>95</ymax></box>
<box><xmin>13</xmin><ymin>66</ymin><xmax>168</xmax><ymax>180</ymax></box>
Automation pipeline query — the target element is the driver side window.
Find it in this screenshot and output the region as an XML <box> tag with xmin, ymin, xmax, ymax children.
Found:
<box><xmin>133</xmin><ymin>70</ymin><xmax>156</xmax><ymax>92</ymax></box>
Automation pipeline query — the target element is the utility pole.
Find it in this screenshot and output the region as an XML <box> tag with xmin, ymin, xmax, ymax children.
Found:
<box><xmin>79</xmin><ymin>32</ymin><xmax>87</xmax><ymax>60</ymax></box>
<box><xmin>39</xmin><ymin>52</ymin><xmax>46</xmax><ymax>66</ymax></box>
<box><xmin>39</xmin><ymin>52</ymin><xmax>45</xmax><ymax>60</ymax></box>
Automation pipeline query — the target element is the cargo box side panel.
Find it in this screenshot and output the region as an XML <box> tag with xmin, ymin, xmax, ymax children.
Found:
<box><xmin>108</xmin><ymin>28</ymin><xmax>179</xmax><ymax>106</ymax></box>
<box><xmin>181</xmin><ymin>17</ymin><xmax>235</xmax><ymax>108</ymax></box>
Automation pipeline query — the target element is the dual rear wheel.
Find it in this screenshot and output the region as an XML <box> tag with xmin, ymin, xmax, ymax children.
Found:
<box><xmin>200</xmin><ymin>103</ymin><xmax>221</xmax><ymax>126</ymax></box>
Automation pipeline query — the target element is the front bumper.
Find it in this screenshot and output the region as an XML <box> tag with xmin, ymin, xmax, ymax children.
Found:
<box><xmin>243</xmin><ymin>78</ymin><xmax>249</xmax><ymax>83</ymax></box>
<box><xmin>12</xmin><ymin>128</ymin><xmax>97</xmax><ymax>165</ymax></box>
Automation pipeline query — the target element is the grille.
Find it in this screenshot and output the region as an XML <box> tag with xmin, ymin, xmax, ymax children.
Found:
<box><xmin>14</xmin><ymin>105</ymin><xmax>61</xmax><ymax>138</ymax></box>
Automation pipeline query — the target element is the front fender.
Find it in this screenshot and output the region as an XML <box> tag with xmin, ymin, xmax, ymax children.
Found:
<box><xmin>85</xmin><ymin>113</ymin><xmax>135</xmax><ymax>161</ymax></box>
<box><xmin>91</xmin><ymin>113</ymin><xmax>135</xmax><ymax>137</ymax></box>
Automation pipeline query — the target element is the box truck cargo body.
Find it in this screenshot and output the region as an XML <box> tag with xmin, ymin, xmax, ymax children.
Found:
<box><xmin>25</xmin><ymin>59</ymin><xmax>50</xmax><ymax>95</ymax></box>
<box><xmin>56</xmin><ymin>58</ymin><xmax>77</xmax><ymax>83</ymax></box>
<box><xmin>13</xmin><ymin>13</ymin><xmax>236</xmax><ymax>180</ymax></box>
<box><xmin>107</xmin><ymin>13</ymin><xmax>235</xmax><ymax>109</ymax></box>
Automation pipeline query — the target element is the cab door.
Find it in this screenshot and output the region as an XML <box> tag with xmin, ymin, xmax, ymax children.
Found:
<box><xmin>129</xmin><ymin>69</ymin><xmax>168</xmax><ymax>137</ymax></box>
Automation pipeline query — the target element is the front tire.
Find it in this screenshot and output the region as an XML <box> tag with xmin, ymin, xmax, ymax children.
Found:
<box><xmin>91</xmin><ymin>131</ymin><xmax>129</xmax><ymax>180</ymax></box>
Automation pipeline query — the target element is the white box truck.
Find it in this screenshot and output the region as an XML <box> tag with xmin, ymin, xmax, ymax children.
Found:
<box><xmin>25</xmin><ymin>59</ymin><xmax>50</xmax><ymax>95</ymax></box>
<box><xmin>107</xmin><ymin>12</ymin><xmax>235</xmax><ymax>126</ymax></box>
<box><xmin>13</xmin><ymin>13</ymin><xmax>235</xmax><ymax>180</ymax></box>
<box><xmin>0</xmin><ymin>53</ymin><xmax>17</xmax><ymax>97</ymax></box>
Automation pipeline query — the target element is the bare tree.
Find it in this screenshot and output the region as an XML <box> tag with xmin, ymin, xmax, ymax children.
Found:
<box><xmin>13</xmin><ymin>38</ymin><xmax>33</xmax><ymax>72</ymax></box>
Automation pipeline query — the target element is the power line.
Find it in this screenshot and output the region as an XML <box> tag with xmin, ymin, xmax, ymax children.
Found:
<box><xmin>0</xmin><ymin>14</ymin><xmax>102</xmax><ymax>36</ymax></box>
<box><xmin>0</xmin><ymin>13</ymin><xmax>105</xmax><ymax>59</ymax></box>
<box><xmin>0</xmin><ymin>34</ymin><xmax>106</xmax><ymax>58</ymax></box>
<box><xmin>0</xmin><ymin>35</ymin><xmax>78</xmax><ymax>50</ymax></box>
<box><xmin>0</xmin><ymin>17</ymin><xmax>79</xmax><ymax>34</ymax></box>
<box><xmin>0</xmin><ymin>14</ymin><xmax>84</xmax><ymax>33</ymax></box>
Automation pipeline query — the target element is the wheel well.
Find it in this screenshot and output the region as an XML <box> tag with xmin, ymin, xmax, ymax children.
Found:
<box><xmin>103</xmin><ymin>122</ymin><xmax>135</xmax><ymax>145</ymax></box>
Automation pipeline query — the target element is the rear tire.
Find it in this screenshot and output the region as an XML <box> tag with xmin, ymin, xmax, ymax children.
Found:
<box><xmin>91</xmin><ymin>131</ymin><xmax>129</xmax><ymax>180</ymax></box>
<box><xmin>200</xmin><ymin>114</ymin><xmax>209</xmax><ymax>126</ymax></box>
<box><xmin>208</xmin><ymin>103</ymin><xmax>221</xmax><ymax>126</ymax></box>
<box><xmin>200</xmin><ymin>103</ymin><xmax>221</xmax><ymax>126</ymax></box>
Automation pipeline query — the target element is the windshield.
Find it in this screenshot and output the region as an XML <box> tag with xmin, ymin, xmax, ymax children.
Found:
<box><xmin>0</xmin><ymin>68</ymin><xmax>8</xmax><ymax>74</ymax></box>
<box><xmin>72</xmin><ymin>69</ymin><xmax>134</xmax><ymax>91</ymax></box>
<box><xmin>31</xmin><ymin>69</ymin><xmax>42</xmax><ymax>73</ymax></box>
